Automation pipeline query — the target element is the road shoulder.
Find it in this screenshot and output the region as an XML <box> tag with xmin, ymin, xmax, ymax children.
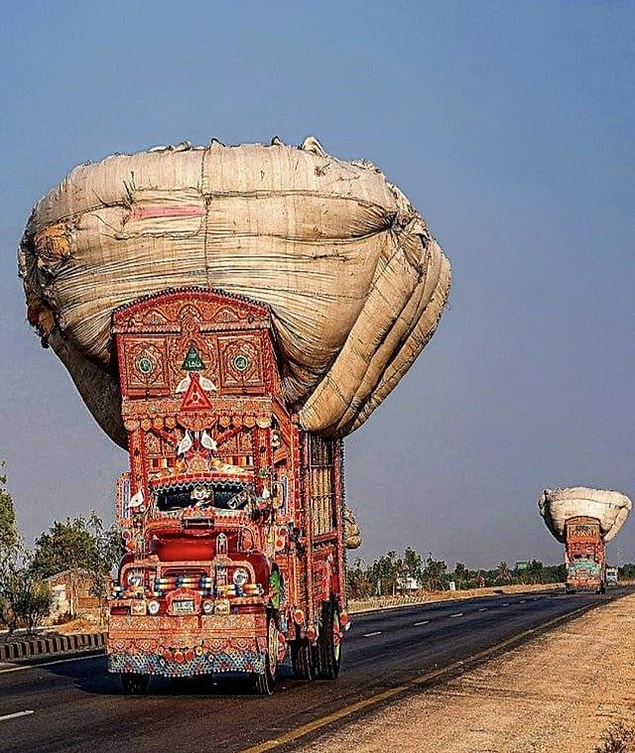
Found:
<box><xmin>293</xmin><ymin>592</ymin><xmax>635</xmax><ymax>753</ymax></box>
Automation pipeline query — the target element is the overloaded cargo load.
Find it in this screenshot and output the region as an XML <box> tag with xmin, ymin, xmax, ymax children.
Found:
<box><xmin>538</xmin><ymin>486</ymin><xmax>632</xmax><ymax>543</ymax></box>
<box><xmin>18</xmin><ymin>136</ymin><xmax>451</xmax><ymax>448</ymax></box>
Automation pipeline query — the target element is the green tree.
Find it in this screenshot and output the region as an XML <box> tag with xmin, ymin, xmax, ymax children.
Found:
<box><xmin>31</xmin><ymin>517</ymin><xmax>95</xmax><ymax>579</ymax></box>
<box><xmin>0</xmin><ymin>553</ymin><xmax>20</xmax><ymax>633</ymax></box>
<box><xmin>422</xmin><ymin>554</ymin><xmax>447</xmax><ymax>591</ymax></box>
<box><xmin>372</xmin><ymin>550</ymin><xmax>399</xmax><ymax>596</ymax></box>
<box><xmin>527</xmin><ymin>559</ymin><xmax>545</xmax><ymax>584</ymax></box>
<box><xmin>543</xmin><ymin>563</ymin><xmax>566</xmax><ymax>583</ymax></box>
<box><xmin>0</xmin><ymin>463</ymin><xmax>51</xmax><ymax>634</ymax></box>
<box><xmin>84</xmin><ymin>512</ymin><xmax>124</xmax><ymax>626</ymax></box>
<box><xmin>31</xmin><ymin>513</ymin><xmax>122</xmax><ymax>620</ymax></box>
<box><xmin>0</xmin><ymin>543</ymin><xmax>52</xmax><ymax>635</ymax></box>
<box><xmin>497</xmin><ymin>562</ymin><xmax>511</xmax><ymax>582</ymax></box>
<box><xmin>0</xmin><ymin>462</ymin><xmax>20</xmax><ymax>557</ymax></box>
<box><xmin>619</xmin><ymin>563</ymin><xmax>635</xmax><ymax>580</ymax></box>
<box><xmin>452</xmin><ymin>562</ymin><xmax>467</xmax><ymax>589</ymax></box>
<box><xmin>346</xmin><ymin>558</ymin><xmax>374</xmax><ymax>600</ymax></box>
<box><xmin>403</xmin><ymin>546</ymin><xmax>423</xmax><ymax>584</ymax></box>
<box><xmin>0</xmin><ymin>552</ymin><xmax>51</xmax><ymax>634</ymax></box>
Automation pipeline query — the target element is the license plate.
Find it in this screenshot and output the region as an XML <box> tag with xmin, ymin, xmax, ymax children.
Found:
<box><xmin>172</xmin><ymin>599</ymin><xmax>195</xmax><ymax>615</ymax></box>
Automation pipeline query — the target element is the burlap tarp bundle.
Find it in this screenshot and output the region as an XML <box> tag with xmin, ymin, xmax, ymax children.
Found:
<box><xmin>538</xmin><ymin>486</ymin><xmax>632</xmax><ymax>543</ymax></box>
<box><xmin>19</xmin><ymin>137</ymin><xmax>451</xmax><ymax>448</ymax></box>
<box><xmin>343</xmin><ymin>507</ymin><xmax>362</xmax><ymax>550</ymax></box>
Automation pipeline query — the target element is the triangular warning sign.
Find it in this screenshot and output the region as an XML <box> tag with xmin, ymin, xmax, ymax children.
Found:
<box><xmin>180</xmin><ymin>373</ymin><xmax>213</xmax><ymax>411</ymax></box>
<box><xmin>182</xmin><ymin>345</ymin><xmax>206</xmax><ymax>371</ymax></box>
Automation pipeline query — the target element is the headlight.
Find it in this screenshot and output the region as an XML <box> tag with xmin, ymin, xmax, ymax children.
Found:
<box><xmin>232</xmin><ymin>568</ymin><xmax>249</xmax><ymax>587</ymax></box>
<box><xmin>148</xmin><ymin>600</ymin><xmax>160</xmax><ymax>615</ymax></box>
<box><xmin>202</xmin><ymin>599</ymin><xmax>214</xmax><ymax>615</ymax></box>
<box><xmin>126</xmin><ymin>570</ymin><xmax>144</xmax><ymax>588</ymax></box>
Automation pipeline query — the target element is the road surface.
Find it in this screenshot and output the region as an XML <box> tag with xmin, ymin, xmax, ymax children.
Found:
<box><xmin>0</xmin><ymin>590</ymin><xmax>617</xmax><ymax>753</ymax></box>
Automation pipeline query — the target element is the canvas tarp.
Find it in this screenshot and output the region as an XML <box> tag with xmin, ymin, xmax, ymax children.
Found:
<box><xmin>538</xmin><ymin>486</ymin><xmax>632</xmax><ymax>543</ymax></box>
<box><xmin>19</xmin><ymin>137</ymin><xmax>451</xmax><ymax>447</ymax></box>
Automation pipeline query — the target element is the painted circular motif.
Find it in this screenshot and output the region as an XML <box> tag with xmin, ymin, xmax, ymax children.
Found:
<box><xmin>137</xmin><ymin>356</ymin><xmax>154</xmax><ymax>375</ymax></box>
<box><xmin>233</xmin><ymin>354</ymin><xmax>250</xmax><ymax>372</ymax></box>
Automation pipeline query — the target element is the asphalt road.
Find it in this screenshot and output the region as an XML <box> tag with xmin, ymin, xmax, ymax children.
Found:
<box><xmin>0</xmin><ymin>589</ymin><xmax>623</xmax><ymax>753</ymax></box>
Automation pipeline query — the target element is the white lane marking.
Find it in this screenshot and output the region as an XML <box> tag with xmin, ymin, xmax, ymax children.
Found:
<box><xmin>520</xmin><ymin>600</ymin><xmax>526</xmax><ymax>604</ymax></box>
<box><xmin>0</xmin><ymin>710</ymin><xmax>35</xmax><ymax>722</ymax></box>
<box><xmin>502</xmin><ymin>603</ymin><xmax>510</xmax><ymax>606</ymax></box>
<box><xmin>0</xmin><ymin>653</ymin><xmax>101</xmax><ymax>674</ymax></box>
<box><xmin>362</xmin><ymin>631</ymin><xmax>382</xmax><ymax>637</ymax></box>
<box><xmin>478</xmin><ymin>607</ymin><xmax>488</xmax><ymax>612</ymax></box>
<box><xmin>450</xmin><ymin>612</ymin><xmax>463</xmax><ymax>618</ymax></box>
<box><xmin>413</xmin><ymin>620</ymin><xmax>429</xmax><ymax>626</ymax></box>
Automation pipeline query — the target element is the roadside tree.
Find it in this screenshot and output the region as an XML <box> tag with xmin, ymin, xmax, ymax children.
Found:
<box><xmin>452</xmin><ymin>562</ymin><xmax>468</xmax><ymax>589</ymax></box>
<box><xmin>0</xmin><ymin>466</ymin><xmax>51</xmax><ymax>633</ymax></box>
<box><xmin>31</xmin><ymin>513</ymin><xmax>122</xmax><ymax>620</ymax></box>
<box><xmin>372</xmin><ymin>550</ymin><xmax>399</xmax><ymax>596</ymax></box>
<box><xmin>0</xmin><ymin>553</ymin><xmax>51</xmax><ymax>634</ymax></box>
<box><xmin>403</xmin><ymin>546</ymin><xmax>423</xmax><ymax>585</ymax></box>
<box><xmin>497</xmin><ymin>562</ymin><xmax>511</xmax><ymax>583</ymax></box>
<box><xmin>0</xmin><ymin>461</ymin><xmax>19</xmax><ymax>557</ymax></box>
<box><xmin>346</xmin><ymin>558</ymin><xmax>374</xmax><ymax>600</ymax></box>
<box><xmin>422</xmin><ymin>554</ymin><xmax>447</xmax><ymax>591</ymax></box>
<box><xmin>527</xmin><ymin>559</ymin><xmax>545</xmax><ymax>584</ymax></box>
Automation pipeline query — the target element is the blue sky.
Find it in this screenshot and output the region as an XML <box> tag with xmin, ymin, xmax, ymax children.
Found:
<box><xmin>1</xmin><ymin>1</ymin><xmax>633</xmax><ymax>569</ymax></box>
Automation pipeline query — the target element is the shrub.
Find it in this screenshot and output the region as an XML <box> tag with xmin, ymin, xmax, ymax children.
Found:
<box><xmin>595</xmin><ymin>722</ymin><xmax>635</xmax><ymax>753</ymax></box>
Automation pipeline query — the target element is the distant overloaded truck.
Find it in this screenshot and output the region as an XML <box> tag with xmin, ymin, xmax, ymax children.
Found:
<box><xmin>539</xmin><ymin>487</ymin><xmax>631</xmax><ymax>594</ymax></box>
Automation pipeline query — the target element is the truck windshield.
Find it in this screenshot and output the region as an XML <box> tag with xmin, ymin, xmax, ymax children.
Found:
<box><xmin>155</xmin><ymin>483</ymin><xmax>252</xmax><ymax>512</ymax></box>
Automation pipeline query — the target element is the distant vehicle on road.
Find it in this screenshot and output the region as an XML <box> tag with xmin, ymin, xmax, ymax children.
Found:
<box><xmin>538</xmin><ymin>487</ymin><xmax>632</xmax><ymax>595</ymax></box>
<box><xmin>605</xmin><ymin>566</ymin><xmax>618</xmax><ymax>587</ymax></box>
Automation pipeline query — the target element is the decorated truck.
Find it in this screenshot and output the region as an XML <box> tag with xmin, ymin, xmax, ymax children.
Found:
<box><xmin>562</xmin><ymin>516</ymin><xmax>606</xmax><ymax>593</ymax></box>
<box><xmin>19</xmin><ymin>137</ymin><xmax>452</xmax><ymax>693</ymax></box>
<box><xmin>107</xmin><ymin>288</ymin><xmax>348</xmax><ymax>694</ymax></box>
<box><xmin>538</xmin><ymin>487</ymin><xmax>632</xmax><ymax>595</ymax></box>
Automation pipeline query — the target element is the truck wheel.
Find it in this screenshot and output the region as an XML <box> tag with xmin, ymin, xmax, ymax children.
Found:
<box><xmin>291</xmin><ymin>639</ymin><xmax>314</xmax><ymax>680</ymax></box>
<box><xmin>121</xmin><ymin>672</ymin><xmax>149</xmax><ymax>695</ymax></box>
<box><xmin>254</xmin><ymin>615</ymin><xmax>277</xmax><ymax>695</ymax></box>
<box><xmin>316</xmin><ymin>599</ymin><xmax>342</xmax><ymax>680</ymax></box>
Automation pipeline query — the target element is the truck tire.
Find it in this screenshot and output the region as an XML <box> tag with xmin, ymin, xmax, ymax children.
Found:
<box><xmin>291</xmin><ymin>639</ymin><xmax>314</xmax><ymax>680</ymax></box>
<box><xmin>315</xmin><ymin>599</ymin><xmax>342</xmax><ymax>680</ymax></box>
<box><xmin>121</xmin><ymin>672</ymin><xmax>149</xmax><ymax>695</ymax></box>
<box><xmin>254</xmin><ymin>614</ymin><xmax>277</xmax><ymax>695</ymax></box>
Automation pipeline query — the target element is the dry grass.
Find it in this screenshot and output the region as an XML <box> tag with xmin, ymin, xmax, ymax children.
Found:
<box><xmin>595</xmin><ymin>723</ymin><xmax>635</xmax><ymax>753</ymax></box>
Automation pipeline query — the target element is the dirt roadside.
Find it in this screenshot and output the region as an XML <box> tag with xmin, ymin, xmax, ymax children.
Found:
<box><xmin>293</xmin><ymin>591</ymin><xmax>635</xmax><ymax>753</ymax></box>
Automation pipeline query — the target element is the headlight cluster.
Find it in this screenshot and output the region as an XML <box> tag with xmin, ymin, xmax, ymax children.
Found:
<box><xmin>126</xmin><ymin>570</ymin><xmax>144</xmax><ymax>588</ymax></box>
<box><xmin>232</xmin><ymin>567</ymin><xmax>249</xmax><ymax>587</ymax></box>
<box><xmin>112</xmin><ymin>564</ymin><xmax>264</xmax><ymax>613</ymax></box>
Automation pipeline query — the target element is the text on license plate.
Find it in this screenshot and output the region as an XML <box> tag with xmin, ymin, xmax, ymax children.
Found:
<box><xmin>173</xmin><ymin>599</ymin><xmax>195</xmax><ymax>614</ymax></box>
